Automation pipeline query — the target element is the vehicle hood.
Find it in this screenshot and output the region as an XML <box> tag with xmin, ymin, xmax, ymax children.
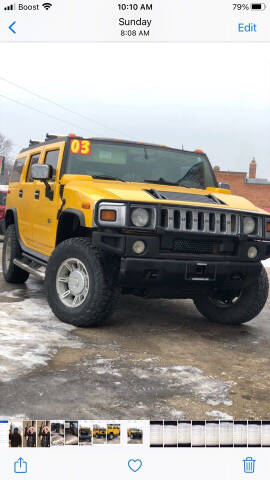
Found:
<box><xmin>61</xmin><ymin>176</ymin><xmax>266</xmax><ymax>214</ymax></box>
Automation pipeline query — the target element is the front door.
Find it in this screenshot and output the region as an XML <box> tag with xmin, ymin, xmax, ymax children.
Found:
<box><xmin>17</xmin><ymin>149</ymin><xmax>42</xmax><ymax>249</ymax></box>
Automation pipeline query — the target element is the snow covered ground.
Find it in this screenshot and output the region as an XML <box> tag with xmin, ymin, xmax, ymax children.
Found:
<box><xmin>0</xmin><ymin>283</ymin><xmax>82</xmax><ymax>382</ymax></box>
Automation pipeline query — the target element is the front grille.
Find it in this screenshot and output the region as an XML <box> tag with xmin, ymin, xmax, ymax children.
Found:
<box><xmin>160</xmin><ymin>208</ymin><xmax>239</xmax><ymax>235</ymax></box>
<box><xmin>173</xmin><ymin>238</ymin><xmax>218</xmax><ymax>254</ymax></box>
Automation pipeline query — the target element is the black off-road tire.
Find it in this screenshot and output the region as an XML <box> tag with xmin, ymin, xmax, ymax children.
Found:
<box><xmin>2</xmin><ymin>224</ymin><xmax>30</xmax><ymax>283</ymax></box>
<box><xmin>45</xmin><ymin>237</ymin><xmax>120</xmax><ymax>327</ymax></box>
<box><xmin>193</xmin><ymin>265</ymin><xmax>269</xmax><ymax>325</ymax></box>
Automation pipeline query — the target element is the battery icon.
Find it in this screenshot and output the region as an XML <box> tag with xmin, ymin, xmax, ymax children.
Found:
<box><xmin>251</xmin><ymin>3</ymin><xmax>266</xmax><ymax>9</ymax></box>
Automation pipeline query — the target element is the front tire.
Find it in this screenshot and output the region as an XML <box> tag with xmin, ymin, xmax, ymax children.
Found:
<box><xmin>2</xmin><ymin>224</ymin><xmax>29</xmax><ymax>283</ymax></box>
<box><xmin>193</xmin><ymin>265</ymin><xmax>269</xmax><ymax>325</ymax></box>
<box><xmin>45</xmin><ymin>238</ymin><xmax>120</xmax><ymax>327</ymax></box>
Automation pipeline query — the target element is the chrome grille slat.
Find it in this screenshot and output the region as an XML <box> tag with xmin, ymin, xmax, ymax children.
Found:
<box><xmin>160</xmin><ymin>207</ymin><xmax>240</xmax><ymax>236</ymax></box>
<box><xmin>168</xmin><ymin>209</ymin><xmax>174</xmax><ymax>230</ymax></box>
<box><xmin>180</xmin><ymin>210</ymin><xmax>186</xmax><ymax>231</ymax></box>
<box><xmin>215</xmin><ymin>212</ymin><xmax>220</xmax><ymax>234</ymax></box>
<box><xmin>226</xmin><ymin>213</ymin><xmax>231</xmax><ymax>234</ymax></box>
<box><xmin>203</xmin><ymin>212</ymin><xmax>210</xmax><ymax>233</ymax></box>
<box><xmin>192</xmin><ymin>211</ymin><xmax>198</xmax><ymax>232</ymax></box>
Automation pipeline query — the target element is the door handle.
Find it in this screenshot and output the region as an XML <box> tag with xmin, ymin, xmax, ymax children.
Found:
<box><xmin>34</xmin><ymin>190</ymin><xmax>40</xmax><ymax>200</ymax></box>
<box><xmin>19</xmin><ymin>189</ymin><xmax>23</xmax><ymax>198</ymax></box>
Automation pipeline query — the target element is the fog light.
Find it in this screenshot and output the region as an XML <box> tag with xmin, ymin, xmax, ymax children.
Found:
<box><xmin>247</xmin><ymin>246</ymin><xmax>258</xmax><ymax>259</ymax></box>
<box><xmin>133</xmin><ymin>240</ymin><xmax>146</xmax><ymax>254</ymax></box>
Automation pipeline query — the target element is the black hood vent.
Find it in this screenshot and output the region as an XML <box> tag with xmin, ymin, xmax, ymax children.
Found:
<box><xmin>145</xmin><ymin>189</ymin><xmax>225</xmax><ymax>205</ymax></box>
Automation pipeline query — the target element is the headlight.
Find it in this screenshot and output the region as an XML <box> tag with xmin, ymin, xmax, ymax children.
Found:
<box><xmin>243</xmin><ymin>216</ymin><xmax>256</xmax><ymax>235</ymax></box>
<box><xmin>131</xmin><ymin>208</ymin><xmax>150</xmax><ymax>227</ymax></box>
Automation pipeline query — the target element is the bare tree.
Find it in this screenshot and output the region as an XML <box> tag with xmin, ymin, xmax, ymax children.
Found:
<box><xmin>0</xmin><ymin>132</ymin><xmax>13</xmax><ymax>183</ymax></box>
<box><xmin>0</xmin><ymin>133</ymin><xmax>12</xmax><ymax>156</ymax></box>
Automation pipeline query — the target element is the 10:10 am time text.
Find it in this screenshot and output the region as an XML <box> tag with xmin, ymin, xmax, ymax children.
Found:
<box><xmin>118</xmin><ymin>3</ymin><xmax>153</xmax><ymax>10</ymax></box>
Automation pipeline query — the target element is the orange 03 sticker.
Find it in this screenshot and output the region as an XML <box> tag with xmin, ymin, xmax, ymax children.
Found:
<box><xmin>70</xmin><ymin>139</ymin><xmax>91</xmax><ymax>155</ymax></box>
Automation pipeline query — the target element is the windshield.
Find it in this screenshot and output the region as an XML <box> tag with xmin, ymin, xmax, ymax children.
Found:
<box><xmin>65</xmin><ymin>140</ymin><xmax>217</xmax><ymax>189</ymax></box>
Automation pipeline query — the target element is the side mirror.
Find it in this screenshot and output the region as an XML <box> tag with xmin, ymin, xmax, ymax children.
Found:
<box><xmin>31</xmin><ymin>164</ymin><xmax>53</xmax><ymax>200</ymax></box>
<box><xmin>31</xmin><ymin>163</ymin><xmax>52</xmax><ymax>181</ymax></box>
<box><xmin>218</xmin><ymin>181</ymin><xmax>230</xmax><ymax>190</ymax></box>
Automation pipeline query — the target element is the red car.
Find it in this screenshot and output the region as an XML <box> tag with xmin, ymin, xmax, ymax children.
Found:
<box><xmin>0</xmin><ymin>185</ymin><xmax>8</xmax><ymax>235</ymax></box>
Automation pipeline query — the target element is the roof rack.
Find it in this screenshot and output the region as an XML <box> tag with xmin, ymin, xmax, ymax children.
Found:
<box><xmin>29</xmin><ymin>140</ymin><xmax>41</xmax><ymax>147</ymax></box>
<box><xmin>45</xmin><ymin>133</ymin><xmax>63</xmax><ymax>141</ymax></box>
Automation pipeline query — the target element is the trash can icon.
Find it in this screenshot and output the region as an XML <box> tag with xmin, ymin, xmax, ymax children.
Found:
<box><xmin>243</xmin><ymin>457</ymin><xmax>256</xmax><ymax>474</ymax></box>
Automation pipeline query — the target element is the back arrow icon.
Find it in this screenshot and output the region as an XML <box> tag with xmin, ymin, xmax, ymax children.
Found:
<box><xmin>9</xmin><ymin>21</ymin><xmax>16</xmax><ymax>34</ymax></box>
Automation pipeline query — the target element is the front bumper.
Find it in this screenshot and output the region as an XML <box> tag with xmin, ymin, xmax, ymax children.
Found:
<box><xmin>92</xmin><ymin>231</ymin><xmax>269</xmax><ymax>294</ymax></box>
<box><xmin>120</xmin><ymin>257</ymin><xmax>261</xmax><ymax>292</ymax></box>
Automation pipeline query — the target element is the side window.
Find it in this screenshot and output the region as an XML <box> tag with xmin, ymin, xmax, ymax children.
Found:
<box><xmin>26</xmin><ymin>153</ymin><xmax>40</xmax><ymax>182</ymax></box>
<box><xmin>10</xmin><ymin>157</ymin><xmax>26</xmax><ymax>183</ymax></box>
<box><xmin>44</xmin><ymin>150</ymin><xmax>60</xmax><ymax>180</ymax></box>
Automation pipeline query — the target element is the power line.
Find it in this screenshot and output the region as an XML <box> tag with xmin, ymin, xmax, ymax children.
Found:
<box><xmin>0</xmin><ymin>93</ymin><xmax>96</xmax><ymax>133</ymax></box>
<box><xmin>0</xmin><ymin>76</ymin><xmax>130</xmax><ymax>138</ymax></box>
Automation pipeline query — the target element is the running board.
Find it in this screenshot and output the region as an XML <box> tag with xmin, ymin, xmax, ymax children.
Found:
<box><xmin>13</xmin><ymin>258</ymin><xmax>45</xmax><ymax>281</ymax></box>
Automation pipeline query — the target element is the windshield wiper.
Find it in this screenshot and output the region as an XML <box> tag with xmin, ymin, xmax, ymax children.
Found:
<box><xmin>144</xmin><ymin>178</ymin><xmax>180</xmax><ymax>186</ymax></box>
<box><xmin>144</xmin><ymin>178</ymin><xmax>191</xmax><ymax>188</ymax></box>
<box><xmin>92</xmin><ymin>174</ymin><xmax>125</xmax><ymax>182</ymax></box>
<box><xmin>176</xmin><ymin>183</ymin><xmax>192</xmax><ymax>189</ymax></box>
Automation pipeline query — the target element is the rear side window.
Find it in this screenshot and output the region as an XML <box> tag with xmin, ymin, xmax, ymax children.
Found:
<box><xmin>44</xmin><ymin>149</ymin><xmax>60</xmax><ymax>180</ymax></box>
<box><xmin>0</xmin><ymin>192</ymin><xmax>7</xmax><ymax>205</ymax></box>
<box><xmin>26</xmin><ymin>153</ymin><xmax>40</xmax><ymax>182</ymax></box>
<box><xmin>10</xmin><ymin>157</ymin><xmax>26</xmax><ymax>183</ymax></box>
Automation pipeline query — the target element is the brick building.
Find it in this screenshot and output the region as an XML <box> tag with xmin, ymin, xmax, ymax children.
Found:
<box><xmin>214</xmin><ymin>158</ymin><xmax>270</xmax><ymax>213</ymax></box>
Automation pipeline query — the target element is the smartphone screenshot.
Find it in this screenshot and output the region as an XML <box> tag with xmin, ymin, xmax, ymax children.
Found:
<box><xmin>0</xmin><ymin>0</ymin><xmax>270</xmax><ymax>478</ymax></box>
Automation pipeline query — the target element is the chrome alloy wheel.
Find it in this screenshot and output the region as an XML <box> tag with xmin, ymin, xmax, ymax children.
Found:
<box><xmin>56</xmin><ymin>257</ymin><xmax>90</xmax><ymax>308</ymax></box>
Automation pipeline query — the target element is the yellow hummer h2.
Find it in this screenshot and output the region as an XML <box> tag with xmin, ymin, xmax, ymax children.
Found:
<box><xmin>93</xmin><ymin>427</ymin><xmax>106</xmax><ymax>439</ymax></box>
<box><xmin>107</xmin><ymin>424</ymin><xmax>120</xmax><ymax>440</ymax></box>
<box><xmin>3</xmin><ymin>134</ymin><xmax>270</xmax><ymax>326</ymax></box>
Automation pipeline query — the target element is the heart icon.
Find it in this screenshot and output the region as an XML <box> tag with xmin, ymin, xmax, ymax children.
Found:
<box><xmin>128</xmin><ymin>459</ymin><xmax>143</xmax><ymax>472</ymax></box>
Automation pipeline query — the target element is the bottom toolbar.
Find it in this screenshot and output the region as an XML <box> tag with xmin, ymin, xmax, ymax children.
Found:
<box><xmin>1</xmin><ymin>446</ymin><xmax>270</xmax><ymax>480</ymax></box>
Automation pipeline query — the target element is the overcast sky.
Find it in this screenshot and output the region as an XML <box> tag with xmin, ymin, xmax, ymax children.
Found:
<box><xmin>0</xmin><ymin>43</ymin><xmax>270</xmax><ymax>177</ymax></box>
